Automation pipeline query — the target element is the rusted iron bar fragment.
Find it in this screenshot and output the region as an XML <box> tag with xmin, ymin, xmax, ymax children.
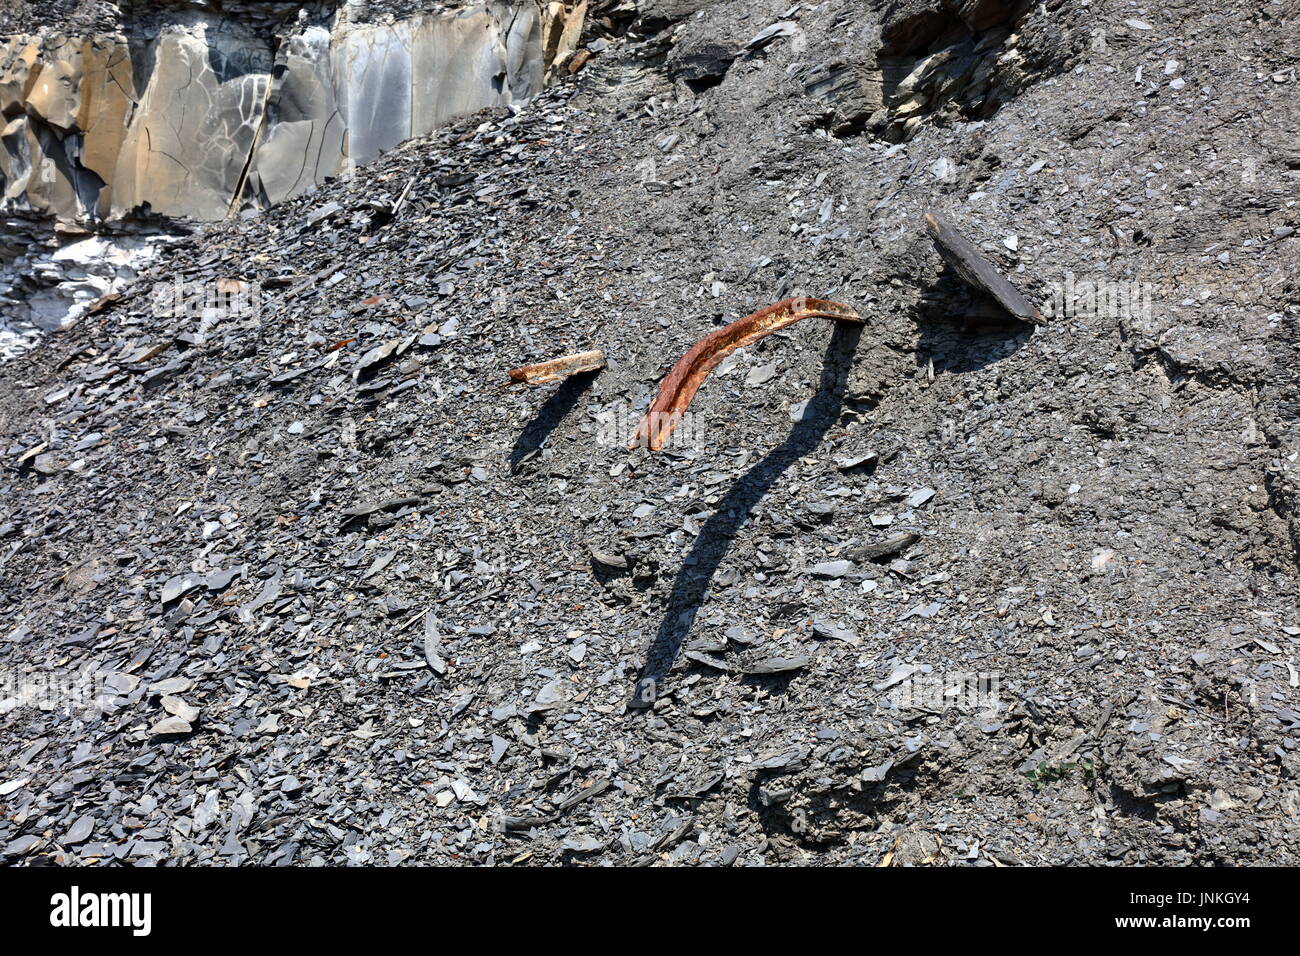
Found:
<box><xmin>629</xmin><ymin>297</ymin><xmax>862</xmax><ymax>452</ymax></box>
<box><xmin>925</xmin><ymin>212</ymin><xmax>1043</xmax><ymax>325</ymax></box>
<box><xmin>506</xmin><ymin>349</ymin><xmax>606</xmax><ymax>386</ymax></box>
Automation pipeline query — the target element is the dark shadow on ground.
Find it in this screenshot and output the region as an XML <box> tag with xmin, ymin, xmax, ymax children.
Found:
<box><xmin>508</xmin><ymin>371</ymin><xmax>599</xmax><ymax>470</ymax></box>
<box><xmin>915</xmin><ymin>265</ymin><xmax>1036</xmax><ymax>374</ymax></box>
<box><xmin>629</xmin><ymin>322</ymin><xmax>863</xmax><ymax>709</ymax></box>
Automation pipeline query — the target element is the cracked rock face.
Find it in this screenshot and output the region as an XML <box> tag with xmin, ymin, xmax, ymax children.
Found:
<box><xmin>113</xmin><ymin>24</ymin><xmax>274</xmax><ymax>221</ymax></box>
<box><xmin>0</xmin><ymin>0</ymin><xmax>585</xmax><ymax>221</ymax></box>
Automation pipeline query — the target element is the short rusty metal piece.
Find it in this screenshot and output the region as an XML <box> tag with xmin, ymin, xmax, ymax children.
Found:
<box><xmin>506</xmin><ymin>349</ymin><xmax>606</xmax><ymax>386</ymax></box>
<box><xmin>629</xmin><ymin>297</ymin><xmax>862</xmax><ymax>451</ymax></box>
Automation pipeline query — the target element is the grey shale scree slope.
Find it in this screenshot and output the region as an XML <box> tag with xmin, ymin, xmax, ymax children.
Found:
<box><xmin>0</xmin><ymin>0</ymin><xmax>1298</xmax><ymax>865</ymax></box>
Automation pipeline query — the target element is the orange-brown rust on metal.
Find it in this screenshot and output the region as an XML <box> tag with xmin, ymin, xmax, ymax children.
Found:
<box><xmin>506</xmin><ymin>349</ymin><xmax>606</xmax><ymax>386</ymax></box>
<box><xmin>629</xmin><ymin>297</ymin><xmax>862</xmax><ymax>451</ymax></box>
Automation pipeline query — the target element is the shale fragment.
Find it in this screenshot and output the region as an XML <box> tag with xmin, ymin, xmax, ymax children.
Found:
<box><xmin>925</xmin><ymin>212</ymin><xmax>1043</xmax><ymax>325</ymax></box>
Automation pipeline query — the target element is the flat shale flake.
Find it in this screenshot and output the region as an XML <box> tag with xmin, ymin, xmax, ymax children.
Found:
<box><xmin>925</xmin><ymin>212</ymin><xmax>1043</xmax><ymax>325</ymax></box>
<box><xmin>148</xmin><ymin>716</ymin><xmax>192</xmax><ymax>736</ymax></box>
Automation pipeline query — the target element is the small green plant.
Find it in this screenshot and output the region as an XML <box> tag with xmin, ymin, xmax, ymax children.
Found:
<box><xmin>1023</xmin><ymin>758</ymin><xmax>1095</xmax><ymax>791</ymax></box>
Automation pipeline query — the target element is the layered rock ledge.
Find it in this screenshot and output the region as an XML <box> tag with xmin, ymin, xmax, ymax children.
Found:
<box><xmin>0</xmin><ymin>0</ymin><xmax>586</xmax><ymax>222</ymax></box>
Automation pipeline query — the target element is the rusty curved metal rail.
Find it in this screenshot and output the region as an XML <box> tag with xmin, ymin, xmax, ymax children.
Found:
<box><xmin>628</xmin><ymin>297</ymin><xmax>862</xmax><ymax>451</ymax></box>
